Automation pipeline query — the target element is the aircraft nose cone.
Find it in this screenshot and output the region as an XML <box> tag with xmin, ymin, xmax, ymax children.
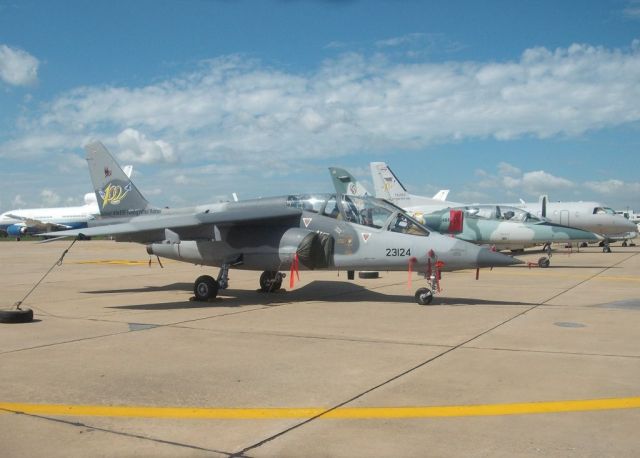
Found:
<box><xmin>477</xmin><ymin>248</ymin><xmax>524</xmax><ymax>268</ymax></box>
<box><xmin>567</xmin><ymin>227</ymin><xmax>601</xmax><ymax>241</ymax></box>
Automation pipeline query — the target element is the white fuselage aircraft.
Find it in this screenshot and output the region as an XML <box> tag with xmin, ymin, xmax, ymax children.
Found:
<box><xmin>0</xmin><ymin>165</ymin><xmax>132</xmax><ymax>239</ymax></box>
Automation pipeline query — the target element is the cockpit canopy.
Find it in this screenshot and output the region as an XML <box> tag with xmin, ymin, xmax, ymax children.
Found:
<box><xmin>593</xmin><ymin>207</ymin><xmax>615</xmax><ymax>215</ymax></box>
<box><xmin>458</xmin><ymin>205</ymin><xmax>543</xmax><ymax>223</ymax></box>
<box><xmin>286</xmin><ymin>193</ymin><xmax>430</xmax><ymax>236</ymax></box>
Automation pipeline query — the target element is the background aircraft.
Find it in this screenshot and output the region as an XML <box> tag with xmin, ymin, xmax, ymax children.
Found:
<box><xmin>42</xmin><ymin>142</ymin><xmax>521</xmax><ymax>305</ymax></box>
<box><xmin>370</xmin><ymin>162</ymin><xmax>637</xmax><ymax>252</ymax></box>
<box><xmin>331</xmin><ymin>167</ymin><xmax>601</xmax><ymax>266</ymax></box>
<box><xmin>0</xmin><ymin>165</ymin><xmax>132</xmax><ymax>240</ymax></box>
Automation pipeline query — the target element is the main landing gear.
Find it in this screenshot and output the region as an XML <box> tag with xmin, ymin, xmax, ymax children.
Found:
<box><xmin>193</xmin><ymin>262</ymin><xmax>231</xmax><ymax>301</ymax></box>
<box><xmin>192</xmin><ymin>267</ymin><xmax>286</xmax><ymax>301</ymax></box>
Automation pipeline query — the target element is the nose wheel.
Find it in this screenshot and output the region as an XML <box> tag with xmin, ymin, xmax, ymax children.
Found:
<box><xmin>259</xmin><ymin>271</ymin><xmax>285</xmax><ymax>292</ymax></box>
<box><xmin>415</xmin><ymin>287</ymin><xmax>433</xmax><ymax>305</ymax></box>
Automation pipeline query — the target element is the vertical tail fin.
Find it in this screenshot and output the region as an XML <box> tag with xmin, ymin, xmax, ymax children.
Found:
<box><xmin>370</xmin><ymin>162</ymin><xmax>409</xmax><ymax>201</ymax></box>
<box><xmin>432</xmin><ymin>190</ymin><xmax>450</xmax><ymax>201</ymax></box>
<box><xmin>85</xmin><ymin>141</ymin><xmax>154</xmax><ymax>217</ymax></box>
<box><xmin>328</xmin><ymin>167</ymin><xmax>371</xmax><ymax>197</ymax></box>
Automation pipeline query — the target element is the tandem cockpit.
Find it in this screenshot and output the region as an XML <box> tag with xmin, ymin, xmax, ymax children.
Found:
<box><xmin>286</xmin><ymin>193</ymin><xmax>430</xmax><ymax>236</ymax></box>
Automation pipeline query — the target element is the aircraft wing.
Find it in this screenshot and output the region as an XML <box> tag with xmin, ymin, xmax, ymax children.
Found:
<box><xmin>40</xmin><ymin>206</ymin><xmax>303</xmax><ymax>241</ymax></box>
<box><xmin>5</xmin><ymin>214</ymin><xmax>75</xmax><ymax>231</ymax></box>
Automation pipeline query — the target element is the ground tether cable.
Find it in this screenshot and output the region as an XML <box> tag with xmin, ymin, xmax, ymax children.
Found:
<box><xmin>6</xmin><ymin>237</ymin><xmax>78</xmax><ymax>311</ymax></box>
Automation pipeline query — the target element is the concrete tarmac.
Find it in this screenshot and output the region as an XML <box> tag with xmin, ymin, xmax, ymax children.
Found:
<box><xmin>1</xmin><ymin>240</ymin><xmax>639</xmax><ymax>457</ymax></box>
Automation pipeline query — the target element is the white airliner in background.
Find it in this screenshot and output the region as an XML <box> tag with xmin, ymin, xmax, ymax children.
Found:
<box><xmin>0</xmin><ymin>165</ymin><xmax>132</xmax><ymax>240</ymax></box>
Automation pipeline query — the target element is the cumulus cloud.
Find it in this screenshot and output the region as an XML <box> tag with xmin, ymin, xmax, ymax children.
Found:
<box><xmin>520</xmin><ymin>170</ymin><xmax>574</xmax><ymax>195</ymax></box>
<box><xmin>623</xmin><ymin>1</ymin><xmax>640</xmax><ymax>19</ymax></box>
<box><xmin>466</xmin><ymin>163</ymin><xmax>575</xmax><ymax>198</ymax></box>
<box><xmin>584</xmin><ymin>179</ymin><xmax>640</xmax><ymax>195</ymax></box>
<box><xmin>0</xmin><ymin>44</ymin><xmax>39</xmax><ymax>86</ymax></box>
<box><xmin>498</xmin><ymin>162</ymin><xmax>521</xmax><ymax>177</ymax></box>
<box><xmin>40</xmin><ymin>189</ymin><xmax>61</xmax><ymax>206</ymax></box>
<box><xmin>1</xmin><ymin>41</ymin><xmax>640</xmax><ymax>170</ymax></box>
<box><xmin>116</xmin><ymin>128</ymin><xmax>177</xmax><ymax>164</ymax></box>
<box><xmin>11</xmin><ymin>194</ymin><xmax>26</xmax><ymax>208</ymax></box>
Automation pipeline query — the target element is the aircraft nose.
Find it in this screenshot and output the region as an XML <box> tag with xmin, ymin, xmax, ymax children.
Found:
<box><xmin>477</xmin><ymin>248</ymin><xmax>524</xmax><ymax>268</ymax></box>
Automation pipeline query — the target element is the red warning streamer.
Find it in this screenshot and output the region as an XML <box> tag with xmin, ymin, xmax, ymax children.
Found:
<box><xmin>289</xmin><ymin>254</ymin><xmax>300</xmax><ymax>289</ymax></box>
<box><xmin>435</xmin><ymin>260</ymin><xmax>445</xmax><ymax>292</ymax></box>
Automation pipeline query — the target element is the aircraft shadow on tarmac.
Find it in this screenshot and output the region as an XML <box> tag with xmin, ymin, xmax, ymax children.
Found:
<box><xmin>513</xmin><ymin>264</ymin><xmax>624</xmax><ymax>270</ymax></box>
<box><xmin>86</xmin><ymin>280</ymin><xmax>536</xmax><ymax>310</ymax></box>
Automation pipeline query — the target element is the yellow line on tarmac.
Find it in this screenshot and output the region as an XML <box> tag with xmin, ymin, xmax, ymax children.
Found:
<box><xmin>1</xmin><ymin>397</ymin><xmax>639</xmax><ymax>420</ymax></box>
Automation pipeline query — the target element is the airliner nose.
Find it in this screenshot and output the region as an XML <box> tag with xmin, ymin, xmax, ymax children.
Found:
<box><xmin>477</xmin><ymin>248</ymin><xmax>524</xmax><ymax>268</ymax></box>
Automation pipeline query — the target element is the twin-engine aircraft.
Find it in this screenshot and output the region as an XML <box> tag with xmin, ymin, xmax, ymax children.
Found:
<box><xmin>330</xmin><ymin>166</ymin><xmax>602</xmax><ymax>265</ymax></box>
<box><xmin>42</xmin><ymin>142</ymin><xmax>521</xmax><ymax>305</ymax></box>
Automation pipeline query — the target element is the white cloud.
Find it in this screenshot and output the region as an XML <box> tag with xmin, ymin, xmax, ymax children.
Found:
<box><xmin>40</xmin><ymin>189</ymin><xmax>61</xmax><ymax>206</ymax></box>
<box><xmin>1</xmin><ymin>41</ymin><xmax>640</xmax><ymax>174</ymax></box>
<box><xmin>623</xmin><ymin>1</ymin><xmax>640</xmax><ymax>19</ymax></box>
<box><xmin>584</xmin><ymin>179</ymin><xmax>640</xmax><ymax>195</ymax></box>
<box><xmin>11</xmin><ymin>194</ymin><xmax>25</xmax><ymax>208</ymax></box>
<box><xmin>116</xmin><ymin>128</ymin><xmax>177</xmax><ymax>164</ymax></box>
<box><xmin>520</xmin><ymin>170</ymin><xmax>575</xmax><ymax>195</ymax></box>
<box><xmin>0</xmin><ymin>44</ymin><xmax>39</xmax><ymax>86</ymax></box>
<box><xmin>498</xmin><ymin>162</ymin><xmax>521</xmax><ymax>177</ymax></box>
<box><xmin>376</xmin><ymin>33</ymin><xmax>426</xmax><ymax>48</ymax></box>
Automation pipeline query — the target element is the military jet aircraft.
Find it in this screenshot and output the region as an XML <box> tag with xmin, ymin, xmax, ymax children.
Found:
<box><xmin>330</xmin><ymin>167</ymin><xmax>602</xmax><ymax>266</ymax></box>
<box><xmin>42</xmin><ymin>142</ymin><xmax>521</xmax><ymax>305</ymax></box>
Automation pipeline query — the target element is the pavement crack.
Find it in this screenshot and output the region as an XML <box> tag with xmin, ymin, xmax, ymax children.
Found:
<box><xmin>0</xmin><ymin>409</ymin><xmax>233</xmax><ymax>456</ymax></box>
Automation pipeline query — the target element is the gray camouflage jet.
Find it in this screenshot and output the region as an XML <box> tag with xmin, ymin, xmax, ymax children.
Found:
<box><xmin>43</xmin><ymin>142</ymin><xmax>522</xmax><ymax>305</ymax></box>
<box><xmin>330</xmin><ymin>167</ymin><xmax>602</xmax><ymax>266</ymax></box>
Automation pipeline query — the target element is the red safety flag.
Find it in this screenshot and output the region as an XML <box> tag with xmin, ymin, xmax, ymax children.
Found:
<box><xmin>289</xmin><ymin>254</ymin><xmax>300</xmax><ymax>288</ymax></box>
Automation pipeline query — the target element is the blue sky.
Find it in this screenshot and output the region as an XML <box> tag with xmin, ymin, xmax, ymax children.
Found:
<box><xmin>1</xmin><ymin>0</ymin><xmax>639</xmax><ymax>211</ymax></box>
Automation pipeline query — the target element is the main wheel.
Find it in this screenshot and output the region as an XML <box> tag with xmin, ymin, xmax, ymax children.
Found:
<box><xmin>259</xmin><ymin>271</ymin><xmax>282</xmax><ymax>292</ymax></box>
<box><xmin>359</xmin><ymin>271</ymin><xmax>379</xmax><ymax>279</ymax></box>
<box><xmin>193</xmin><ymin>275</ymin><xmax>219</xmax><ymax>301</ymax></box>
<box><xmin>622</xmin><ymin>241</ymin><xmax>628</xmax><ymax>247</ymax></box>
<box><xmin>538</xmin><ymin>257</ymin><xmax>550</xmax><ymax>268</ymax></box>
<box><xmin>415</xmin><ymin>287</ymin><xmax>433</xmax><ymax>305</ymax></box>
<box><xmin>0</xmin><ymin>308</ymin><xmax>34</xmax><ymax>323</ymax></box>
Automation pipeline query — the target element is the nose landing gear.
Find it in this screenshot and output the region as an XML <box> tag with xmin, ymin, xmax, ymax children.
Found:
<box><xmin>415</xmin><ymin>287</ymin><xmax>433</xmax><ymax>305</ymax></box>
<box><xmin>259</xmin><ymin>270</ymin><xmax>285</xmax><ymax>292</ymax></box>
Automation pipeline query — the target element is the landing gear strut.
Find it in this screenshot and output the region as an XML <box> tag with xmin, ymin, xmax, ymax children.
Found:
<box><xmin>603</xmin><ymin>241</ymin><xmax>612</xmax><ymax>253</ymax></box>
<box><xmin>217</xmin><ymin>263</ymin><xmax>230</xmax><ymax>290</ymax></box>
<box><xmin>259</xmin><ymin>270</ymin><xmax>284</xmax><ymax>292</ymax></box>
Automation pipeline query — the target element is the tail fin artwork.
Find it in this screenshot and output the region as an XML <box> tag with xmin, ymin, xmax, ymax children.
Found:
<box><xmin>370</xmin><ymin>162</ymin><xmax>410</xmax><ymax>202</ymax></box>
<box><xmin>85</xmin><ymin>141</ymin><xmax>156</xmax><ymax>217</ymax></box>
<box><xmin>328</xmin><ymin>167</ymin><xmax>371</xmax><ymax>197</ymax></box>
